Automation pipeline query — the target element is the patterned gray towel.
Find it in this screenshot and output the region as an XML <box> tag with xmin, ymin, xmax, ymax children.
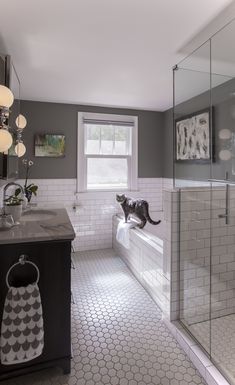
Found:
<box><xmin>0</xmin><ymin>283</ymin><xmax>44</xmax><ymax>365</ymax></box>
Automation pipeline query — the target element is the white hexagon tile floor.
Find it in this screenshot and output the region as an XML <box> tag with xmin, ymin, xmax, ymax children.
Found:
<box><xmin>4</xmin><ymin>249</ymin><xmax>206</xmax><ymax>385</ymax></box>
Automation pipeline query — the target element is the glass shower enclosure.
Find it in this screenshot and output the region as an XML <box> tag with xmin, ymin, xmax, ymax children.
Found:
<box><xmin>174</xmin><ymin>20</ymin><xmax>235</xmax><ymax>385</ymax></box>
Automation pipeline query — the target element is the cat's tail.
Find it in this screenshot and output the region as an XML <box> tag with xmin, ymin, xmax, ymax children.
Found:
<box><xmin>146</xmin><ymin>213</ymin><xmax>161</xmax><ymax>226</ymax></box>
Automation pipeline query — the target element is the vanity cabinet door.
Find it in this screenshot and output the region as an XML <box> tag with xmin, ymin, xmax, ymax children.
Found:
<box><xmin>0</xmin><ymin>153</ymin><xmax>19</xmax><ymax>180</ymax></box>
<box><xmin>0</xmin><ymin>240</ymin><xmax>71</xmax><ymax>379</ymax></box>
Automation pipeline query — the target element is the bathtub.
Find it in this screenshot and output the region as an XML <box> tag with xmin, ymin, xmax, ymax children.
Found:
<box><xmin>113</xmin><ymin>211</ymin><xmax>172</xmax><ymax>318</ymax></box>
<box><xmin>136</xmin><ymin>212</ymin><xmax>164</xmax><ymax>248</ymax></box>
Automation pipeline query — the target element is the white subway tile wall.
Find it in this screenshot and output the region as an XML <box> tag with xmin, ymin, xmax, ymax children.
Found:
<box><xmin>163</xmin><ymin>177</ymin><xmax>174</xmax><ymax>190</ymax></box>
<box><xmin>179</xmin><ymin>186</ymin><xmax>235</xmax><ymax>327</ymax></box>
<box><xmin>1</xmin><ymin>178</ymin><xmax>163</xmax><ymax>252</ymax></box>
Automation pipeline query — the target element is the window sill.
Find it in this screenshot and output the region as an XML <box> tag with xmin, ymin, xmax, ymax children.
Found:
<box><xmin>76</xmin><ymin>189</ymin><xmax>140</xmax><ymax>198</ymax></box>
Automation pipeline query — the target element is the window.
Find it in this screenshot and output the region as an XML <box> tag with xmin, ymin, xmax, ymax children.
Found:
<box><xmin>77</xmin><ymin>112</ymin><xmax>138</xmax><ymax>191</ymax></box>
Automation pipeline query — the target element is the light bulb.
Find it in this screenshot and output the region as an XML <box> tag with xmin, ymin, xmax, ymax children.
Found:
<box><xmin>219</xmin><ymin>129</ymin><xmax>232</xmax><ymax>140</ymax></box>
<box><xmin>15</xmin><ymin>142</ymin><xmax>26</xmax><ymax>157</ymax></box>
<box><xmin>16</xmin><ymin>114</ymin><xmax>27</xmax><ymax>129</ymax></box>
<box><xmin>0</xmin><ymin>129</ymin><xmax>13</xmax><ymax>152</ymax></box>
<box><xmin>219</xmin><ymin>149</ymin><xmax>232</xmax><ymax>161</ymax></box>
<box><xmin>0</xmin><ymin>85</ymin><xmax>14</xmax><ymax>108</ymax></box>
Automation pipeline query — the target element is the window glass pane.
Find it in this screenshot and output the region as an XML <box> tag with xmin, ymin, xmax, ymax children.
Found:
<box><xmin>115</xmin><ymin>126</ymin><xmax>130</xmax><ymax>155</ymax></box>
<box><xmin>85</xmin><ymin>123</ymin><xmax>131</xmax><ymax>155</ymax></box>
<box><xmin>85</xmin><ymin>125</ymin><xmax>100</xmax><ymax>154</ymax></box>
<box><xmin>87</xmin><ymin>158</ymin><xmax>128</xmax><ymax>189</ymax></box>
<box><xmin>101</xmin><ymin>126</ymin><xmax>114</xmax><ymax>154</ymax></box>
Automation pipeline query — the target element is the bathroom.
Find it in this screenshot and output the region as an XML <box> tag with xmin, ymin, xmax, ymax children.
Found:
<box><xmin>1</xmin><ymin>1</ymin><xmax>235</xmax><ymax>385</ymax></box>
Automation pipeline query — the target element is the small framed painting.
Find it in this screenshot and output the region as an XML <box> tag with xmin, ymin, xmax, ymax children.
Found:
<box><xmin>35</xmin><ymin>134</ymin><xmax>65</xmax><ymax>157</ymax></box>
<box><xmin>175</xmin><ymin>109</ymin><xmax>212</xmax><ymax>162</ymax></box>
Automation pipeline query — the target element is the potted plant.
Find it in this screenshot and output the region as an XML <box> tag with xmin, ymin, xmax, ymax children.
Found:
<box><xmin>4</xmin><ymin>193</ymin><xmax>24</xmax><ymax>223</ymax></box>
<box><xmin>15</xmin><ymin>159</ymin><xmax>38</xmax><ymax>203</ymax></box>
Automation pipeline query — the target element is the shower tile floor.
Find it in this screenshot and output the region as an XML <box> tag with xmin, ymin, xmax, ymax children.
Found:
<box><xmin>4</xmin><ymin>249</ymin><xmax>206</xmax><ymax>385</ymax></box>
<box><xmin>189</xmin><ymin>315</ymin><xmax>235</xmax><ymax>382</ymax></box>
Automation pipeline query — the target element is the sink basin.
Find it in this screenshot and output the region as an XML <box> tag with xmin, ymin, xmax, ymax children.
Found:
<box><xmin>21</xmin><ymin>209</ymin><xmax>57</xmax><ymax>222</ymax></box>
<box><xmin>0</xmin><ymin>225</ymin><xmax>13</xmax><ymax>232</ymax></box>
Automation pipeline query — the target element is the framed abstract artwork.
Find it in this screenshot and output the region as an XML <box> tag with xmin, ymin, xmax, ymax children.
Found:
<box><xmin>35</xmin><ymin>134</ymin><xmax>65</xmax><ymax>157</ymax></box>
<box><xmin>175</xmin><ymin>109</ymin><xmax>212</xmax><ymax>162</ymax></box>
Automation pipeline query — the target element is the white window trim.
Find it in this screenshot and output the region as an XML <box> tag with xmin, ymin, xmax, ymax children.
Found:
<box><xmin>77</xmin><ymin>112</ymin><xmax>138</xmax><ymax>193</ymax></box>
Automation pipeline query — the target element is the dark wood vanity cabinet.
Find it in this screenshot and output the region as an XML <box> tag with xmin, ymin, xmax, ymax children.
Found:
<box><xmin>0</xmin><ymin>239</ymin><xmax>72</xmax><ymax>381</ymax></box>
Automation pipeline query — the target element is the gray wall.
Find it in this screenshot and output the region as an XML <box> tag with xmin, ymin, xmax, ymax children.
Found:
<box><xmin>163</xmin><ymin>109</ymin><xmax>173</xmax><ymax>179</ymax></box>
<box><xmin>19</xmin><ymin>101</ymin><xmax>164</xmax><ymax>179</ymax></box>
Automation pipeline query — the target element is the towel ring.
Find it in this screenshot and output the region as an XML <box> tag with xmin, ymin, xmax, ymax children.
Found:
<box><xmin>6</xmin><ymin>255</ymin><xmax>40</xmax><ymax>289</ymax></box>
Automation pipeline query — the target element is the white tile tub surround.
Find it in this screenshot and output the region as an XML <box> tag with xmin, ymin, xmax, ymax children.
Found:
<box><xmin>113</xmin><ymin>188</ymin><xmax>180</xmax><ymax>321</ymax></box>
<box><xmin>0</xmin><ymin>178</ymin><xmax>163</xmax><ymax>252</ymax></box>
<box><xmin>113</xmin><ymin>212</ymin><xmax>171</xmax><ymax>317</ymax></box>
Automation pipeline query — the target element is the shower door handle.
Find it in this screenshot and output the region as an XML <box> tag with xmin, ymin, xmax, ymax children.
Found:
<box><xmin>217</xmin><ymin>183</ymin><xmax>230</xmax><ymax>225</ymax></box>
<box><xmin>209</xmin><ymin>173</ymin><xmax>230</xmax><ymax>225</ymax></box>
<box><xmin>218</xmin><ymin>213</ymin><xmax>229</xmax><ymax>219</ymax></box>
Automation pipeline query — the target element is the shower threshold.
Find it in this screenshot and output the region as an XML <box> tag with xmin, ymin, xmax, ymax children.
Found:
<box><xmin>189</xmin><ymin>314</ymin><xmax>235</xmax><ymax>385</ymax></box>
<box><xmin>163</xmin><ymin>316</ymin><xmax>232</xmax><ymax>385</ymax></box>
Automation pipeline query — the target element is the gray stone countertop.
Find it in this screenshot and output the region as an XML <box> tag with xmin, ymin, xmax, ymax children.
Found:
<box><xmin>0</xmin><ymin>208</ymin><xmax>75</xmax><ymax>245</ymax></box>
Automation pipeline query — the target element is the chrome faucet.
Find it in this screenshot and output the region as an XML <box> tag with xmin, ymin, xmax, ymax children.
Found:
<box><xmin>3</xmin><ymin>182</ymin><xmax>24</xmax><ymax>214</ymax></box>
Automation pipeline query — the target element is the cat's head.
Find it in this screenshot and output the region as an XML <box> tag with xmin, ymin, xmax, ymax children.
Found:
<box><xmin>116</xmin><ymin>194</ymin><xmax>126</xmax><ymax>203</ymax></box>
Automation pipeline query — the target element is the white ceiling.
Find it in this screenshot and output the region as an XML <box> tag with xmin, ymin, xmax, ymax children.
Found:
<box><xmin>0</xmin><ymin>0</ymin><xmax>233</xmax><ymax>111</ymax></box>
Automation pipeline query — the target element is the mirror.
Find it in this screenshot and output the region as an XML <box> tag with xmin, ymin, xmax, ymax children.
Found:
<box><xmin>0</xmin><ymin>55</ymin><xmax>20</xmax><ymax>180</ymax></box>
<box><xmin>0</xmin><ymin>55</ymin><xmax>5</xmax><ymax>85</ymax></box>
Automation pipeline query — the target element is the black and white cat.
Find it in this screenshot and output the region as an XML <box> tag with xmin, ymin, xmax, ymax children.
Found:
<box><xmin>116</xmin><ymin>194</ymin><xmax>161</xmax><ymax>229</ymax></box>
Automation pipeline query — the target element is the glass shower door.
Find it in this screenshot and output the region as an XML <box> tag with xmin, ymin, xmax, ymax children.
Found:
<box><xmin>175</xmin><ymin>18</ymin><xmax>235</xmax><ymax>384</ymax></box>
<box><xmin>179</xmin><ymin>187</ymin><xmax>211</xmax><ymax>354</ymax></box>
<box><xmin>210</xmin><ymin>181</ymin><xmax>235</xmax><ymax>384</ymax></box>
<box><xmin>174</xmin><ymin>39</ymin><xmax>212</xmax><ymax>355</ymax></box>
<box><xmin>210</xmin><ymin>20</ymin><xmax>235</xmax><ymax>384</ymax></box>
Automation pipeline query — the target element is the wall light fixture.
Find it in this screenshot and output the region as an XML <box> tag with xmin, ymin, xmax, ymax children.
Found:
<box><xmin>0</xmin><ymin>85</ymin><xmax>27</xmax><ymax>157</ymax></box>
<box><xmin>0</xmin><ymin>85</ymin><xmax>14</xmax><ymax>152</ymax></box>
